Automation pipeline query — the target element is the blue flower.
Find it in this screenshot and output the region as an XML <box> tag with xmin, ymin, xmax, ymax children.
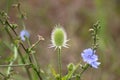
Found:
<box><xmin>20</xmin><ymin>30</ymin><xmax>30</xmax><ymax>41</ymax></box>
<box><xmin>81</xmin><ymin>48</ymin><xmax>100</xmax><ymax>68</ymax></box>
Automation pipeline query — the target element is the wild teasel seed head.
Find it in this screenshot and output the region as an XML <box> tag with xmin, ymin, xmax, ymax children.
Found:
<box><xmin>50</xmin><ymin>24</ymin><xmax>69</xmax><ymax>49</ymax></box>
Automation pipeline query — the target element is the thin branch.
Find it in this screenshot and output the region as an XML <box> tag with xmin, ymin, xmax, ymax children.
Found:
<box><xmin>0</xmin><ymin>64</ymin><xmax>31</xmax><ymax>67</ymax></box>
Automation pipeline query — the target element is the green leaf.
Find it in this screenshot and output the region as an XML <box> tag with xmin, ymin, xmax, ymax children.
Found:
<box><xmin>50</xmin><ymin>66</ymin><xmax>57</xmax><ymax>77</ymax></box>
<box><xmin>62</xmin><ymin>63</ymin><xmax>80</xmax><ymax>80</ymax></box>
<box><xmin>62</xmin><ymin>63</ymin><xmax>74</xmax><ymax>80</ymax></box>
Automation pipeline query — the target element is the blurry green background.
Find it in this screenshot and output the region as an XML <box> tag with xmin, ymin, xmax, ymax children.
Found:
<box><xmin>0</xmin><ymin>0</ymin><xmax>120</xmax><ymax>80</ymax></box>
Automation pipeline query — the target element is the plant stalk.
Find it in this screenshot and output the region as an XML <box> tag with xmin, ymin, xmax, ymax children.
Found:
<box><xmin>58</xmin><ymin>48</ymin><xmax>62</xmax><ymax>80</ymax></box>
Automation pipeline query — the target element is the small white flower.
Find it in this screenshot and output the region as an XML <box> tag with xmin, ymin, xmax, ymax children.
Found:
<box><xmin>50</xmin><ymin>24</ymin><xmax>69</xmax><ymax>49</ymax></box>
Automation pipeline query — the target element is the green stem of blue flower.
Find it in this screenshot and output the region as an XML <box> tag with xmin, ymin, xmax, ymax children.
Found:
<box><xmin>26</xmin><ymin>37</ymin><xmax>31</xmax><ymax>47</ymax></box>
<box><xmin>1</xmin><ymin>12</ymin><xmax>42</xmax><ymax>80</ymax></box>
<box><xmin>67</xmin><ymin>63</ymin><xmax>81</xmax><ymax>79</ymax></box>
<box><xmin>79</xmin><ymin>64</ymin><xmax>89</xmax><ymax>77</ymax></box>
<box><xmin>17</xmin><ymin>49</ymin><xmax>32</xmax><ymax>80</ymax></box>
<box><xmin>92</xmin><ymin>21</ymin><xmax>100</xmax><ymax>50</ymax></box>
<box><xmin>26</xmin><ymin>38</ymin><xmax>43</xmax><ymax>80</ymax></box>
<box><xmin>31</xmin><ymin>53</ymin><xmax>38</xmax><ymax>69</ymax></box>
<box><xmin>28</xmin><ymin>36</ymin><xmax>43</xmax><ymax>74</ymax></box>
<box><xmin>78</xmin><ymin>22</ymin><xmax>100</xmax><ymax>79</ymax></box>
<box><xmin>58</xmin><ymin>47</ymin><xmax>62</xmax><ymax>80</ymax></box>
<box><xmin>75</xmin><ymin>64</ymin><xmax>89</xmax><ymax>79</ymax></box>
<box><xmin>0</xmin><ymin>10</ymin><xmax>43</xmax><ymax>80</ymax></box>
<box><xmin>0</xmin><ymin>19</ymin><xmax>33</xmax><ymax>80</ymax></box>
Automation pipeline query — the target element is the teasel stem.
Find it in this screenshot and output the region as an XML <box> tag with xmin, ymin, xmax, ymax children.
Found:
<box><xmin>57</xmin><ymin>48</ymin><xmax>62</xmax><ymax>80</ymax></box>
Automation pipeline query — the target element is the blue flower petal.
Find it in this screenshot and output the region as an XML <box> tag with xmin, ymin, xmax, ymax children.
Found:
<box><xmin>20</xmin><ymin>30</ymin><xmax>30</xmax><ymax>41</ymax></box>
<box><xmin>90</xmin><ymin>61</ymin><xmax>101</xmax><ymax>69</ymax></box>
